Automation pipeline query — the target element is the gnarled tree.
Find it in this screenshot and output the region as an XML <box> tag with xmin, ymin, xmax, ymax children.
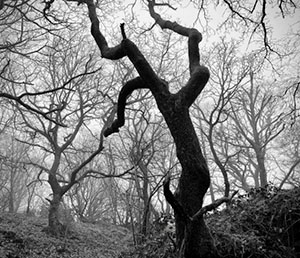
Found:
<box><xmin>78</xmin><ymin>0</ymin><xmax>214</xmax><ymax>257</ymax></box>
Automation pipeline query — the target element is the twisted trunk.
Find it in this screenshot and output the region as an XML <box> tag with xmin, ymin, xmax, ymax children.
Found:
<box><xmin>84</xmin><ymin>0</ymin><xmax>216</xmax><ymax>256</ymax></box>
<box><xmin>157</xmin><ymin>101</ymin><xmax>215</xmax><ymax>257</ymax></box>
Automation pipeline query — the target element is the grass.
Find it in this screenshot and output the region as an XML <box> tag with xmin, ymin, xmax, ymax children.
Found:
<box><xmin>0</xmin><ymin>212</ymin><xmax>131</xmax><ymax>258</ymax></box>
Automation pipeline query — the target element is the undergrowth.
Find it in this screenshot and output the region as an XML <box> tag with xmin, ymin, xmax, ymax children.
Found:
<box><xmin>1</xmin><ymin>186</ymin><xmax>299</xmax><ymax>258</ymax></box>
<box><xmin>207</xmin><ymin>185</ymin><xmax>300</xmax><ymax>257</ymax></box>
<box><xmin>0</xmin><ymin>213</ymin><xmax>131</xmax><ymax>258</ymax></box>
<box><xmin>121</xmin><ymin>186</ymin><xmax>300</xmax><ymax>258</ymax></box>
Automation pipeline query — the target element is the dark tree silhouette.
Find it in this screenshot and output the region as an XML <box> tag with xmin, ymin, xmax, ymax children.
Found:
<box><xmin>79</xmin><ymin>1</ymin><xmax>215</xmax><ymax>256</ymax></box>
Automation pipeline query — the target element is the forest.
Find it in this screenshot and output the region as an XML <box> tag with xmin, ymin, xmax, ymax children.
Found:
<box><xmin>0</xmin><ymin>0</ymin><xmax>300</xmax><ymax>257</ymax></box>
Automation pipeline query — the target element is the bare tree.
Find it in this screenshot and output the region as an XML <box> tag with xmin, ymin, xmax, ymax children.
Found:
<box><xmin>67</xmin><ymin>176</ymin><xmax>112</xmax><ymax>222</ymax></box>
<box><xmin>193</xmin><ymin>39</ymin><xmax>251</xmax><ymax>197</ymax></box>
<box><xmin>0</xmin><ymin>130</ymin><xmax>31</xmax><ymax>212</ymax></box>
<box><xmin>120</xmin><ymin>103</ymin><xmax>170</xmax><ymax>239</ymax></box>
<box><xmin>226</xmin><ymin>71</ymin><xmax>285</xmax><ymax>188</ymax></box>
<box><xmin>278</xmin><ymin>120</ymin><xmax>300</xmax><ymax>188</ymax></box>
<box><xmin>11</xmin><ymin>31</ymin><xmax>113</xmax><ymax>235</ymax></box>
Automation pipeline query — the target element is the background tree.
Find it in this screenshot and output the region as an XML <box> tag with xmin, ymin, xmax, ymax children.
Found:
<box><xmin>193</xmin><ymin>38</ymin><xmax>251</xmax><ymax>197</ymax></box>
<box><xmin>118</xmin><ymin>102</ymin><xmax>171</xmax><ymax>239</ymax></box>
<box><xmin>277</xmin><ymin>121</ymin><xmax>300</xmax><ymax>188</ymax></box>
<box><xmin>11</xmin><ymin>30</ymin><xmax>112</xmax><ymax>235</ymax></box>
<box><xmin>0</xmin><ymin>0</ymin><xmax>83</xmax><ymax>119</ymax></box>
<box><xmin>226</xmin><ymin>71</ymin><xmax>285</xmax><ymax>188</ymax></box>
<box><xmin>0</xmin><ymin>128</ymin><xmax>31</xmax><ymax>212</ymax></box>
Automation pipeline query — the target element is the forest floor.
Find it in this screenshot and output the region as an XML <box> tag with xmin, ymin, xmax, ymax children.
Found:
<box><xmin>1</xmin><ymin>186</ymin><xmax>299</xmax><ymax>258</ymax></box>
<box><xmin>0</xmin><ymin>212</ymin><xmax>132</xmax><ymax>258</ymax></box>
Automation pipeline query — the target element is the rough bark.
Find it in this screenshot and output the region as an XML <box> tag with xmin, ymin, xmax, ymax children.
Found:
<box><xmin>159</xmin><ymin>104</ymin><xmax>214</xmax><ymax>257</ymax></box>
<box><xmin>256</xmin><ymin>148</ymin><xmax>268</xmax><ymax>187</ymax></box>
<box><xmin>45</xmin><ymin>165</ymin><xmax>65</xmax><ymax>236</ymax></box>
<box><xmin>47</xmin><ymin>192</ymin><xmax>65</xmax><ymax>236</ymax></box>
<box><xmin>164</xmin><ymin>178</ymin><xmax>238</xmax><ymax>257</ymax></box>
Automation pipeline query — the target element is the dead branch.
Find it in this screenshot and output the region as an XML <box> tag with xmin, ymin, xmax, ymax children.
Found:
<box><xmin>192</xmin><ymin>190</ymin><xmax>239</xmax><ymax>220</ymax></box>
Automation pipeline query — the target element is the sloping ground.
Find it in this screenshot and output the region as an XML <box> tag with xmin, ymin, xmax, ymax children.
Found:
<box><xmin>0</xmin><ymin>213</ymin><xmax>131</xmax><ymax>258</ymax></box>
<box><xmin>120</xmin><ymin>186</ymin><xmax>300</xmax><ymax>258</ymax></box>
<box><xmin>207</xmin><ymin>186</ymin><xmax>300</xmax><ymax>258</ymax></box>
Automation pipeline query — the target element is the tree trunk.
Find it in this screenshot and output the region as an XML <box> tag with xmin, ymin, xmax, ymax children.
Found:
<box><xmin>158</xmin><ymin>104</ymin><xmax>216</xmax><ymax>257</ymax></box>
<box><xmin>103</xmin><ymin>67</ymin><xmax>216</xmax><ymax>256</ymax></box>
<box><xmin>140</xmin><ymin>161</ymin><xmax>150</xmax><ymax>237</ymax></box>
<box><xmin>208</xmin><ymin>134</ymin><xmax>230</xmax><ymax>197</ymax></box>
<box><xmin>141</xmin><ymin>202</ymin><xmax>150</xmax><ymax>237</ymax></box>
<box><xmin>9</xmin><ymin>170</ymin><xmax>15</xmax><ymax>213</ymax></box>
<box><xmin>256</xmin><ymin>150</ymin><xmax>268</xmax><ymax>187</ymax></box>
<box><xmin>181</xmin><ymin>217</ymin><xmax>215</xmax><ymax>258</ymax></box>
<box><xmin>47</xmin><ymin>193</ymin><xmax>64</xmax><ymax>236</ymax></box>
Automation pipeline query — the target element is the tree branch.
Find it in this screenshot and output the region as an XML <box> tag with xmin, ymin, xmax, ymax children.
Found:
<box><xmin>192</xmin><ymin>190</ymin><xmax>238</xmax><ymax>221</ymax></box>
<box><xmin>164</xmin><ymin>174</ymin><xmax>238</xmax><ymax>221</ymax></box>
<box><xmin>0</xmin><ymin>92</ymin><xmax>67</xmax><ymax>127</ymax></box>
<box><xmin>176</xmin><ymin>65</ymin><xmax>210</xmax><ymax>107</ymax></box>
<box><xmin>121</xmin><ymin>39</ymin><xmax>163</xmax><ymax>90</ymax></box>
<box><xmin>147</xmin><ymin>0</ymin><xmax>209</xmax><ymax>107</ymax></box>
<box><xmin>61</xmin><ymin>125</ymin><xmax>106</xmax><ymax>195</ymax></box>
<box><xmin>279</xmin><ymin>158</ymin><xmax>300</xmax><ymax>189</ymax></box>
<box><xmin>163</xmin><ymin>175</ymin><xmax>191</xmax><ymax>223</ymax></box>
<box><xmin>104</xmin><ymin>77</ymin><xmax>149</xmax><ymax>137</ymax></box>
<box><xmin>1</xmin><ymin>66</ymin><xmax>100</xmax><ymax>127</ymax></box>
<box><xmin>85</xmin><ymin>0</ymin><xmax>126</xmax><ymax>60</ymax></box>
<box><xmin>84</xmin><ymin>1</ymin><xmax>164</xmax><ymax>94</ymax></box>
<box><xmin>147</xmin><ymin>0</ymin><xmax>203</xmax><ymax>74</ymax></box>
<box><xmin>147</xmin><ymin>0</ymin><xmax>192</xmax><ymax>37</ymax></box>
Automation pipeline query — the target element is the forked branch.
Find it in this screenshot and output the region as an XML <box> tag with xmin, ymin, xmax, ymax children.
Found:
<box><xmin>85</xmin><ymin>0</ymin><xmax>126</xmax><ymax>59</ymax></box>
<box><xmin>147</xmin><ymin>0</ymin><xmax>202</xmax><ymax>74</ymax></box>
<box><xmin>147</xmin><ymin>0</ymin><xmax>210</xmax><ymax>107</ymax></box>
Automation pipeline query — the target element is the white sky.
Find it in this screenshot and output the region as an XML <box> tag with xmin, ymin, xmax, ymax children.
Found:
<box><xmin>116</xmin><ymin>1</ymin><xmax>300</xmax><ymax>51</ymax></box>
